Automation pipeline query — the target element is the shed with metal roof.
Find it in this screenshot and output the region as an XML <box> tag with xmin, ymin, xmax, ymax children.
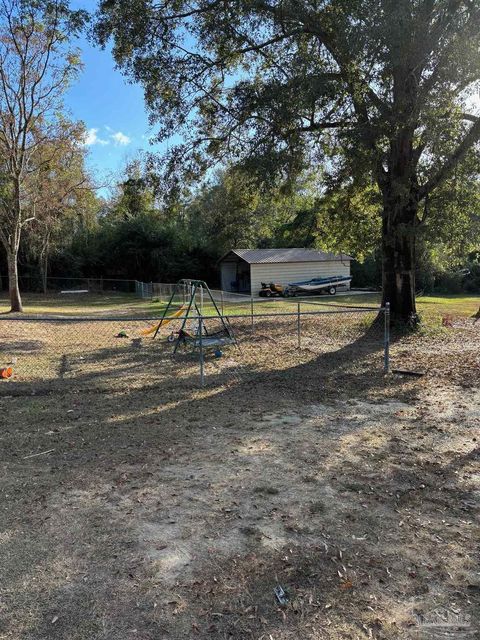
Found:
<box><xmin>218</xmin><ymin>248</ymin><xmax>352</xmax><ymax>295</ymax></box>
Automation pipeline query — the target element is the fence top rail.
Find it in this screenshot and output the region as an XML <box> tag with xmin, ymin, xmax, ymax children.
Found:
<box><xmin>299</xmin><ymin>300</ymin><xmax>382</xmax><ymax>311</ymax></box>
<box><xmin>1</xmin><ymin>275</ymin><xmax>139</xmax><ymax>283</ymax></box>
<box><xmin>0</xmin><ymin>307</ymin><xmax>385</xmax><ymax>323</ymax></box>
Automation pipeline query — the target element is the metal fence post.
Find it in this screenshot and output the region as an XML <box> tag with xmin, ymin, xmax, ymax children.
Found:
<box><xmin>199</xmin><ymin>316</ymin><xmax>205</xmax><ymax>386</ymax></box>
<box><xmin>250</xmin><ymin>292</ymin><xmax>254</xmax><ymax>331</ymax></box>
<box><xmin>297</xmin><ymin>301</ymin><xmax>301</xmax><ymax>349</ymax></box>
<box><xmin>384</xmin><ymin>302</ymin><xmax>390</xmax><ymax>373</ymax></box>
<box><xmin>220</xmin><ymin>289</ymin><xmax>224</xmax><ymax>315</ymax></box>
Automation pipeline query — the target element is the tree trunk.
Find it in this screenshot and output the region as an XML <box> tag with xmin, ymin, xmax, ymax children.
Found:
<box><xmin>7</xmin><ymin>249</ymin><xmax>23</xmax><ymax>312</ymax></box>
<box><xmin>381</xmin><ymin>212</ymin><xmax>417</xmax><ymax>322</ymax></box>
<box><xmin>380</xmin><ymin>179</ymin><xmax>418</xmax><ymax>322</ymax></box>
<box><xmin>377</xmin><ymin>56</ymin><xmax>423</xmax><ymax>324</ymax></box>
<box><xmin>4</xmin><ymin>178</ymin><xmax>25</xmax><ymax>312</ymax></box>
<box><xmin>40</xmin><ymin>235</ymin><xmax>50</xmax><ymax>295</ymax></box>
<box><xmin>42</xmin><ymin>254</ymin><xmax>48</xmax><ymax>295</ymax></box>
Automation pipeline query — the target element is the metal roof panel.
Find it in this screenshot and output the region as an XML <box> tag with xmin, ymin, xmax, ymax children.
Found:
<box><xmin>225</xmin><ymin>248</ymin><xmax>352</xmax><ymax>264</ymax></box>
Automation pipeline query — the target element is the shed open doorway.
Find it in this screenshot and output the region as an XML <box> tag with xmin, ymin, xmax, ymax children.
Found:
<box><xmin>219</xmin><ymin>254</ymin><xmax>251</xmax><ymax>293</ymax></box>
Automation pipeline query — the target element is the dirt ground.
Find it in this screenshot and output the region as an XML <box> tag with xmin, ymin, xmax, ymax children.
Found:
<box><xmin>0</xmin><ymin>312</ymin><xmax>479</xmax><ymax>639</ymax></box>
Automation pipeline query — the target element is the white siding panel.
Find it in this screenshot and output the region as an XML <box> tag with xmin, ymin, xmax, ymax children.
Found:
<box><xmin>250</xmin><ymin>261</ymin><xmax>350</xmax><ymax>295</ymax></box>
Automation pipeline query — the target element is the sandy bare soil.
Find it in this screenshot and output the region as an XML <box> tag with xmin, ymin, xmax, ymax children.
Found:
<box><xmin>0</xmin><ymin>314</ymin><xmax>478</xmax><ymax>639</ymax></box>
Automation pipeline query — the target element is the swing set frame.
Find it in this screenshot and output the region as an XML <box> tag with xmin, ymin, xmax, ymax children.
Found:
<box><xmin>152</xmin><ymin>279</ymin><xmax>237</xmax><ymax>353</ymax></box>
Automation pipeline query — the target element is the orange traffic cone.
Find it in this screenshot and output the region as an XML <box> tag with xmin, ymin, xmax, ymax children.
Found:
<box><xmin>0</xmin><ymin>367</ymin><xmax>13</xmax><ymax>379</ymax></box>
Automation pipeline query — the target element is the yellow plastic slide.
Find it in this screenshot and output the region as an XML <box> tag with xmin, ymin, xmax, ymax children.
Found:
<box><xmin>141</xmin><ymin>305</ymin><xmax>186</xmax><ymax>336</ymax></box>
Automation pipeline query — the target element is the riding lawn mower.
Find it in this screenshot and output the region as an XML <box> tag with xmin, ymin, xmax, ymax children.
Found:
<box><xmin>258</xmin><ymin>282</ymin><xmax>284</xmax><ymax>297</ymax></box>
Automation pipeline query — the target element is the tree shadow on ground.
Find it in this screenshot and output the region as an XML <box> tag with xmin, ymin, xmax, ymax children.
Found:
<box><xmin>1</xmin><ymin>314</ymin><xmax>401</xmax><ymax>399</ymax></box>
<box><xmin>2</xmin><ymin>320</ymin><xmax>460</xmax><ymax>639</ymax></box>
<box><xmin>0</xmin><ymin>339</ymin><xmax>43</xmax><ymax>353</ymax></box>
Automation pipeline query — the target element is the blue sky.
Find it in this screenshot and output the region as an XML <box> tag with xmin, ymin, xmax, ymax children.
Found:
<box><xmin>65</xmin><ymin>2</ymin><xmax>159</xmax><ymax>190</ymax></box>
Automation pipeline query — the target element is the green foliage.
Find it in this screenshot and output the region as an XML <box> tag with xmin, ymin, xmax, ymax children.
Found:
<box><xmin>108</xmin><ymin>160</ymin><xmax>156</xmax><ymax>220</ymax></box>
<box><xmin>94</xmin><ymin>0</ymin><xmax>480</xmax><ymax>193</ymax></box>
<box><xmin>351</xmin><ymin>253</ymin><xmax>382</xmax><ymax>290</ymax></box>
<box><xmin>14</xmin><ymin>154</ymin><xmax>476</xmax><ymax>294</ymax></box>
<box><xmin>184</xmin><ymin>167</ymin><xmax>316</xmax><ymax>254</ymax></box>
<box><xmin>314</xmin><ymin>183</ymin><xmax>381</xmax><ymax>260</ymax></box>
<box><xmin>94</xmin><ymin>0</ymin><xmax>480</xmax><ymax>319</ymax></box>
<box><xmin>46</xmin><ymin>209</ymin><xmax>219</xmax><ymax>285</ymax></box>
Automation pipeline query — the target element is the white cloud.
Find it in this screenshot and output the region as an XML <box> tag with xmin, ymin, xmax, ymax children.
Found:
<box><xmin>111</xmin><ymin>131</ymin><xmax>131</xmax><ymax>146</ymax></box>
<box><xmin>83</xmin><ymin>127</ymin><xmax>132</xmax><ymax>148</ymax></box>
<box><xmin>83</xmin><ymin>127</ymin><xmax>109</xmax><ymax>146</ymax></box>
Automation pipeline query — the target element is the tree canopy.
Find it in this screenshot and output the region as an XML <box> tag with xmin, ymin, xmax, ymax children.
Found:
<box><xmin>95</xmin><ymin>0</ymin><xmax>480</xmax><ymax>320</ymax></box>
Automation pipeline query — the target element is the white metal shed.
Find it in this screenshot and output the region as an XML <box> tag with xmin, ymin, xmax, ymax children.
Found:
<box><xmin>218</xmin><ymin>248</ymin><xmax>352</xmax><ymax>295</ymax></box>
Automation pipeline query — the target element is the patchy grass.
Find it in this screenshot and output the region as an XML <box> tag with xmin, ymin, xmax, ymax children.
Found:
<box><xmin>2</xmin><ymin>289</ymin><xmax>478</xmax><ymax>327</ymax></box>
<box><xmin>0</xmin><ymin>292</ymin><xmax>169</xmax><ymax>316</ymax></box>
<box><xmin>0</xmin><ymin>290</ymin><xmax>369</xmax><ymax>319</ymax></box>
<box><xmin>416</xmin><ymin>294</ymin><xmax>480</xmax><ymax>318</ymax></box>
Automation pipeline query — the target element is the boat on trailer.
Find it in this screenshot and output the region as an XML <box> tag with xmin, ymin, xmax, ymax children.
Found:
<box><xmin>284</xmin><ymin>275</ymin><xmax>352</xmax><ymax>296</ymax></box>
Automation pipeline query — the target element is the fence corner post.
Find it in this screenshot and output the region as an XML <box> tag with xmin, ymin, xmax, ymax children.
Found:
<box><xmin>297</xmin><ymin>301</ymin><xmax>301</xmax><ymax>349</ymax></box>
<box><xmin>199</xmin><ymin>316</ymin><xmax>205</xmax><ymax>386</ymax></box>
<box><xmin>250</xmin><ymin>292</ymin><xmax>254</xmax><ymax>331</ymax></box>
<box><xmin>384</xmin><ymin>301</ymin><xmax>390</xmax><ymax>373</ymax></box>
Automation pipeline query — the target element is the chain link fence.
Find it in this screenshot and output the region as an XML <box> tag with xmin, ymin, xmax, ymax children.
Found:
<box><xmin>220</xmin><ymin>305</ymin><xmax>389</xmax><ymax>384</ymax></box>
<box><xmin>143</xmin><ymin>282</ymin><xmax>364</xmax><ymax>315</ymax></box>
<box><xmin>2</xmin><ymin>277</ymin><xmax>374</xmax><ymax>319</ymax></box>
<box><xmin>0</xmin><ymin>304</ymin><xmax>389</xmax><ymax>389</ymax></box>
<box><xmin>136</xmin><ymin>281</ymin><xmax>253</xmax><ymax>306</ymax></box>
<box><xmin>0</xmin><ymin>275</ymin><xmax>139</xmax><ymax>294</ymax></box>
<box><xmin>136</xmin><ymin>280</ymin><xmax>381</xmax><ymax>317</ymax></box>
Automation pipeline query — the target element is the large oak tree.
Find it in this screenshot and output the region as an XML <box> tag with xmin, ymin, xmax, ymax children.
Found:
<box><xmin>95</xmin><ymin>0</ymin><xmax>480</xmax><ymax>320</ymax></box>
